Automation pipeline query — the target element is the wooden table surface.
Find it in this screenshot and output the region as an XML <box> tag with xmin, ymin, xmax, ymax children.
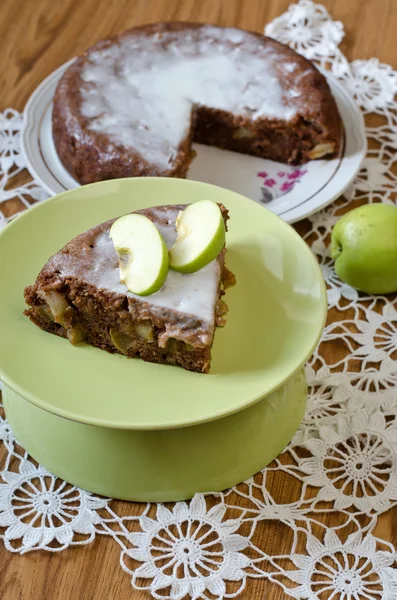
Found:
<box><xmin>1</xmin><ymin>0</ymin><xmax>397</xmax><ymax>598</ymax></box>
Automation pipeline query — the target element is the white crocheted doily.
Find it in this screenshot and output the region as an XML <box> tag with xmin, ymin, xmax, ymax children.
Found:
<box><xmin>1</xmin><ymin>2</ymin><xmax>397</xmax><ymax>598</ymax></box>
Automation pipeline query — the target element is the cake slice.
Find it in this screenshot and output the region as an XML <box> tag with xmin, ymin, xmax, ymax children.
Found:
<box><xmin>24</xmin><ymin>205</ymin><xmax>235</xmax><ymax>373</ymax></box>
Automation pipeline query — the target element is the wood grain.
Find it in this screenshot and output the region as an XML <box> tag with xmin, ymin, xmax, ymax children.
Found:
<box><xmin>1</xmin><ymin>0</ymin><xmax>397</xmax><ymax>598</ymax></box>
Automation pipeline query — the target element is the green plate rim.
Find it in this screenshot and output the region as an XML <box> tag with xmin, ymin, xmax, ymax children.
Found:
<box><xmin>0</xmin><ymin>178</ymin><xmax>328</xmax><ymax>430</ymax></box>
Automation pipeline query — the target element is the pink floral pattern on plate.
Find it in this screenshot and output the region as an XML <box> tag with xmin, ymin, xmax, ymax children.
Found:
<box><xmin>257</xmin><ymin>168</ymin><xmax>308</xmax><ymax>203</ymax></box>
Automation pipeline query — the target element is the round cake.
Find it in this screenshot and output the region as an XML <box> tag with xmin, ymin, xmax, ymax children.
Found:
<box><xmin>52</xmin><ymin>22</ymin><xmax>343</xmax><ymax>185</ymax></box>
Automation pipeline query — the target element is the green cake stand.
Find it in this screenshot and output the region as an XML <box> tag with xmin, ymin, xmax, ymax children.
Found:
<box><xmin>0</xmin><ymin>178</ymin><xmax>327</xmax><ymax>501</ymax></box>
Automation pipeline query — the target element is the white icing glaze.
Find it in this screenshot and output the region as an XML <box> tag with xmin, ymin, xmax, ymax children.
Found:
<box><xmin>147</xmin><ymin>207</ymin><xmax>178</xmax><ymax>248</ymax></box>
<box><xmin>57</xmin><ymin>208</ymin><xmax>220</xmax><ymax>324</ymax></box>
<box><xmin>79</xmin><ymin>26</ymin><xmax>304</xmax><ymax>169</ymax></box>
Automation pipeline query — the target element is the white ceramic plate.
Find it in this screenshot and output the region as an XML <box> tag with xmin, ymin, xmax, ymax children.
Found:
<box><xmin>22</xmin><ymin>59</ymin><xmax>366</xmax><ymax>224</ymax></box>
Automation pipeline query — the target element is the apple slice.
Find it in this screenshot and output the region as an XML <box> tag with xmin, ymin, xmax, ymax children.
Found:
<box><xmin>169</xmin><ymin>200</ymin><xmax>226</xmax><ymax>273</ymax></box>
<box><xmin>109</xmin><ymin>214</ymin><xmax>169</xmax><ymax>296</ymax></box>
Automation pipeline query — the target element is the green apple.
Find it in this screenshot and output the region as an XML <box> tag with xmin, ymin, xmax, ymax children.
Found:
<box><xmin>331</xmin><ymin>203</ymin><xmax>397</xmax><ymax>294</ymax></box>
<box><xmin>169</xmin><ymin>200</ymin><xmax>226</xmax><ymax>273</ymax></box>
<box><xmin>109</xmin><ymin>214</ymin><xmax>169</xmax><ymax>295</ymax></box>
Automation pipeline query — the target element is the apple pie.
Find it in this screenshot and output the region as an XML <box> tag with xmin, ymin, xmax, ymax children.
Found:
<box><xmin>24</xmin><ymin>205</ymin><xmax>235</xmax><ymax>373</ymax></box>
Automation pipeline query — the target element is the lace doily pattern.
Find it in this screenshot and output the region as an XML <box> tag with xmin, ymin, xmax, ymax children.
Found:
<box><xmin>1</xmin><ymin>2</ymin><xmax>397</xmax><ymax>598</ymax></box>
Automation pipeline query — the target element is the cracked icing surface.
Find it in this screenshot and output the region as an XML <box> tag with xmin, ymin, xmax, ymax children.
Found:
<box><xmin>79</xmin><ymin>26</ymin><xmax>304</xmax><ymax>168</ymax></box>
<box><xmin>55</xmin><ymin>207</ymin><xmax>220</xmax><ymax>325</ymax></box>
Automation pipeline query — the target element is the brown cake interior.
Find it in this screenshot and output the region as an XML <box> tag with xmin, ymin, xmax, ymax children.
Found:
<box><xmin>24</xmin><ymin>205</ymin><xmax>235</xmax><ymax>373</ymax></box>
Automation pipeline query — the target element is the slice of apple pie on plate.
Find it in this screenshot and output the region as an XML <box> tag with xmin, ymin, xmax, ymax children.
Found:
<box><xmin>24</xmin><ymin>201</ymin><xmax>235</xmax><ymax>373</ymax></box>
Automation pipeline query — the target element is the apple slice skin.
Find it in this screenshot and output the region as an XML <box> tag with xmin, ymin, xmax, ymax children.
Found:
<box><xmin>331</xmin><ymin>204</ymin><xmax>397</xmax><ymax>294</ymax></box>
<box><xmin>109</xmin><ymin>214</ymin><xmax>169</xmax><ymax>296</ymax></box>
<box><xmin>169</xmin><ymin>201</ymin><xmax>226</xmax><ymax>274</ymax></box>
